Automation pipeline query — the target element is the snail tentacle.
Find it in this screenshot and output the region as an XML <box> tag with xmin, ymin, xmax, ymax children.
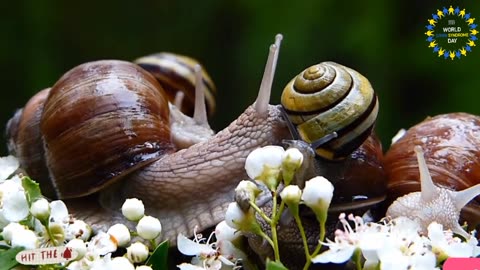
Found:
<box><xmin>193</xmin><ymin>64</ymin><xmax>208</xmax><ymax>126</ymax></box>
<box><xmin>453</xmin><ymin>184</ymin><xmax>480</xmax><ymax>212</ymax></box>
<box><xmin>415</xmin><ymin>146</ymin><xmax>437</xmax><ymax>202</ymax></box>
<box><xmin>254</xmin><ymin>34</ymin><xmax>282</xmax><ymax>117</ymax></box>
<box><xmin>386</xmin><ymin>146</ymin><xmax>480</xmax><ymax>239</ymax></box>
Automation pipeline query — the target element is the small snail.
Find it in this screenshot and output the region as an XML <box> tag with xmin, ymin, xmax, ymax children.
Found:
<box><xmin>6</xmin><ymin>35</ymin><xmax>385</xmax><ymax>245</ymax></box>
<box><xmin>243</xmin><ymin>61</ymin><xmax>386</xmax><ymax>269</ymax></box>
<box><xmin>280</xmin><ymin>61</ymin><xmax>385</xmax><ymax>212</ymax></box>
<box><xmin>384</xmin><ymin>113</ymin><xmax>480</xmax><ymax>237</ymax></box>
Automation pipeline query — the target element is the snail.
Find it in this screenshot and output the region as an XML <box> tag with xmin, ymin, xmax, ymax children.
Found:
<box><xmin>6</xmin><ymin>34</ymin><xmax>386</xmax><ymax>247</ymax></box>
<box><xmin>384</xmin><ymin>113</ymin><xmax>480</xmax><ymax>238</ymax></box>
<box><xmin>280</xmin><ymin>61</ymin><xmax>385</xmax><ymax>212</ymax></box>
<box><xmin>239</xmin><ymin>61</ymin><xmax>386</xmax><ymax>269</ymax></box>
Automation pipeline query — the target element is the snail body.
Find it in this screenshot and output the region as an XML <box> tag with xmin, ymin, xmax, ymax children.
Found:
<box><xmin>6</xmin><ymin>36</ymin><xmax>386</xmax><ymax>244</ymax></box>
<box><xmin>385</xmin><ymin>113</ymin><xmax>480</xmax><ymax>236</ymax></box>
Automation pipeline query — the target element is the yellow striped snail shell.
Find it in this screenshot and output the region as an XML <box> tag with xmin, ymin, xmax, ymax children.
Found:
<box><xmin>281</xmin><ymin>62</ymin><xmax>379</xmax><ymax>160</ymax></box>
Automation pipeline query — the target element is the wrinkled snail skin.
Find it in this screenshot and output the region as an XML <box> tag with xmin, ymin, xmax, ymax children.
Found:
<box><xmin>90</xmin><ymin>105</ymin><xmax>290</xmax><ymax>242</ymax></box>
<box><xmin>6</xmin><ymin>38</ymin><xmax>287</xmax><ymax>244</ymax></box>
<box><xmin>384</xmin><ymin>113</ymin><xmax>480</xmax><ymax>231</ymax></box>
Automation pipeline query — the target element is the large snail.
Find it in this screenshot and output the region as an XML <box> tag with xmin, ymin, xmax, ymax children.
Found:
<box><xmin>384</xmin><ymin>113</ymin><xmax>480</xmax><ymax>238</ymax></box>
<box><xmin>5</xmin><ymin>35</ymin><xmax>386</xmax><ymax>246</ymax></box>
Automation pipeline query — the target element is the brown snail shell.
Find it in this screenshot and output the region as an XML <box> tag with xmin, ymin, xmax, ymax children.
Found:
<box><xmin>134</xmin><ymin>52</ymin><xmax>216</xmax><ymax>117</ymax></box>
<box><xmin>6</xmin><ymin>88</ymin><xmax>55</xmax><ymax>197</ymax></box>
<box><xmin>384</xmin><ymin>112</ymin><xmax>480</xmax><ymax>229</ymax></box>
<box><xmin>11</xmin><ymin>60</ymin><xmax>176</xmax><ymax>199</ymax></box>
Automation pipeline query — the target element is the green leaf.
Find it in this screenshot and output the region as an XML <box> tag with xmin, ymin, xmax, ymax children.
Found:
<box><xmin>266</xmin><ymin>259</ymin><xmax>289</xmax><ymax>270</ymax></box>
<box><xmin>22</xmin><ymin>176</ymin><xmax>43</xmax><ymax>204</ymax></box>
<box><xmin>146</xmin><ymin>240</ymin><xmax>169</xmax><ymax>270</ymax></box>
<box><xmin>0</xmin><ymin>246</ymin><xmax>24</xmax><ymax>270</ymax></box>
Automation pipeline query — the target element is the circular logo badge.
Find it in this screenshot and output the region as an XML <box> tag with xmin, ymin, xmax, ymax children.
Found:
<box><xmin>425</xmin><ymin>6</ymin><xmax>477</xmax><ymax>60</ymax></box>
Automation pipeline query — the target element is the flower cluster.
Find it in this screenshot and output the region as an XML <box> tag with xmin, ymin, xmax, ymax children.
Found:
<box><xmin>176</xmin><ymin>221</ymin><xmax>248</xmax><ymax>270</ymax></box>
<box><xmin>0</xmin><ymin>156</ymin><xmax>161</xmax><ymax>270</ymax></box>
<box><xmin>222</xmin><ymin>145</ymin><xmax>335</xmax><ymax>269</ymax></box>
<box><xmin>313</xmin><ymin>213</ymin><xmax>480</xmax><ymax>270</ymax></box>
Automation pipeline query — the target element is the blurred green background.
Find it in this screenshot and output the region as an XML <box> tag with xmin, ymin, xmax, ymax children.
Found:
<box><xmin>1</xmin><ymin>0</ymin><xmax>479</xmax><ymax>156</ymax></box>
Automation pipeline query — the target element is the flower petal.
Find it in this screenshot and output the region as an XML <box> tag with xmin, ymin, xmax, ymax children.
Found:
<box><xmin>312</xmin><ymin>245</ymin><xmax>356</xmax><ymax>264</ymax></box>
<box><xmin>0</xmin><ymin>156</ymin><xmax>19</xmax><ymax>181</ymax></box>
<box><xmin>177</xmin><ymin>233</ymin><xmax>214</xmax><ymax>256</ymax></box>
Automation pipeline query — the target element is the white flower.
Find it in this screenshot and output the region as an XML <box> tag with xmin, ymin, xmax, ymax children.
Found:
<box><xmin>2</xmin><ymin>222</ymin><xmax>26</xmax><ymax>242</ymax></box>
<box><xmin>108</xmin><ymin>256</ymin><xmax>135</xmax><ymax>270</ymax></box>
<box><xmin>30</xmin><ymin>198</ymin><xmax>50</xmax><ymax>221</ymax></box>
<box><xmin>122</xmin><ymin>198</ymin><xmax>145</xmax><ymax>221</ymax></box>
<box><xmin>280</xmin><ymin>185</ymin><xmax>302</xmax><ymax>206</ymax></box>
<box><xmin>428</xmin><ymin>222</ymin><xmax>480</xmax><ymax>259</ymax></box>
<box><xmin>301</xmin><ymin>176</ymin><xmax>334</xmax><ymax>223</ymax></box>
<box><xmin>66</xmin><ymin>220</ymin><xmax>92</xmax><ymax>241</ymax></box>
<box><xmin>108</xmin><ymin>224</ymin><xmax>131</xmax><ymax>247</ymax></box>
<box><xmin>66</xmin><ymin>238</ymin><xmax>87</xmax><ymax>260</ymax></box>
<box><xmin>136</xmin><ymin>215</ymin><xmax>162</xmax><ymax>240</ymax></box>
<box><xmin>312</xmin><ymin>213</ymin><xmax>385</xmax><ymax>265</ymax></box>
<box><xmin>135</xmin><ymin>266</ymin><xmax>153</xmax><ymax>270</ymax></box>
<box><xmin>0</xmin><ymin>176</ymin><xmax>29</xmax><ymax>223</ymax></box>
<box><xmin>87</xmin><ymin>232</ymin><xmax>117</xmax><ymax>255</ymax></box>
<box><xmin>126</xmin><ymin>242</ymin><xmax>149</xmax><ymax>263</ymax></box>
<box><xmin>0</xmin><ymin>155</ymin><xmax>19</xmax><ymax>181</ymax></box>
<box><xmin>245</xmin><ymin>146</ymin><xmax>284</xmax><ymax>189</ymax></box>
<box><xmin>48</xmin><ymin>222</ymin><xmax>66</xmax><ymax>245</ymax></box>
<box><xmin>11</xmin><ymin>228</ymin><xmax>39</xmax><ymax>249</ymax></box>
<box><xmin>177</xmin><ymin>232</ymin><xmax>235</xmax><ymax>269</ymax></box>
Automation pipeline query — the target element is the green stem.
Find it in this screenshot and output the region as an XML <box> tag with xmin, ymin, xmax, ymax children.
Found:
<box><xmin>270</xmin><ymin>192</ymin><xmax>281</xmax><ymax>262</ymax></box>
<box><xmin>292</xmin><ymin>212</ymin><xmax>310</xmax><ymax>268</ymax></box>
<box><xmin>249</xmin><ymin>201</ymin><xmax>272</xmax><ymax>223</ymax></box>
<box><xmin>258</xmin><ymin>230</ymin><xmax>275</xmax><ymax>249</ymax></box>
<box><xmin>303</xmin><ymin>220</ymin><xmax>327</xmax><ymax>270</ymax></box>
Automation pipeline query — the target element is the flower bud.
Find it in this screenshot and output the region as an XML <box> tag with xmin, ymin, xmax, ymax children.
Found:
<box><xmin>301</xmin><ymin>176</ymin><xmax>334</xmax><ymax>224</ymax></box>
<box><xmin>282</xmin><ymin>148</ymin><xmax>304</xmax><ymax>185</ymax></box>
<box><xmin>136</xmin><ymin>216</ymin><xmax>162</xmax><ymax>240</ymax></box>
<box><xmin>122</xmin><ymin>198</ymin><xmax>145</xmax><ymax>221</ymax></box>
<box><xmin>66</xmin><ymin>238</ymin><xmax>87</xmax><ymax>260</ymax></box>
<box><xmin>136</xmin><ymin>266</ymin><xmax>153</xmax><ymax>270</ymax></box>
<box><xmin>245</xmin><ymin>146</ymin><xmax>284</xmax><ymax>190</ymax></box>
<box><xmin>2</xmin><ymin>222</ymin><xmax>25</xmax><ymax>242</ymax></box>
<box><xmin>30</xmin><ymin>198</ymin><xmax>50</xmax><ymax>222</ymax></box>
<box><xmin>280</xmin><ymin>185</ymin><xmax>302</xmax><ymax>210</ymax></box>
<box><xmin>108</xmin><ymin>224</ymin><xmax>131</xmax><ymax>247</ymax></box>
<box><xmin>66</xmin><ymin>220</ymin><xmax>92</xmax><ymax>241</ymax></box>
<box><xmin>11</xmin><ymin>229</ymin><xmax>39</xmax><ymax>249</ymax></box>
<box><xmin>109</xmin><ymin>256</ymin><xmax>135</xmax><ymax>270</ymax></box>
<box><xmin>235</xmin><ymin>180</ymin><xmax>261</xmax><ymax>202</ymax></box>
<box><xmin>215</xmin><ymin>220</ymin><xmax>242</xmax><ymax>244</ymax></box>
<box><xmin>126</xmin><ymin>242</ymin><xmax>149</xmax><ymax>263</ymax></box>
<box><xmin>225</xmin><ymin>202</ymin><xmax>261</xmax><ymax>234</ymax></box>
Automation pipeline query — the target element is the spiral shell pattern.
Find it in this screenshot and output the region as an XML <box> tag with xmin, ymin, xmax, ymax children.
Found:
<box><xmin>281</xmin><ymin>62</ymin><xmax>378</xmax><ymax>160</ymax></box>
<box><xmin>134</xmin><ymin>52</ymin><xmax>216</xmax><ymax>117</ymax></box>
